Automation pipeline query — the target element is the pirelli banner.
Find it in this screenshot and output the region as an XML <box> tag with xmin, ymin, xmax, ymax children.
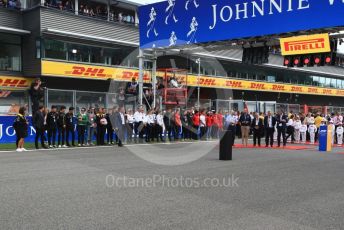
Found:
<box><xmin>0</xmin><ymin>76</ymin><xmax>32</xmax><ymax>91</ymax></box>
<box><xmin>280</xmin><ymin>33</ymin><xmax>331</xmax><ymax>56</ymax></box>
<box><xmin>41</xmin><ymin>60</ymin><xmax>344</xmax><ymax>97</ymax></box>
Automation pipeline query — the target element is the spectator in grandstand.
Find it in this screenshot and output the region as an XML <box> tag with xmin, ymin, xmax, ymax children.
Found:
<box><xmin>57</xmin><ymin>106</ymin><xmax>67</xmax><ymax>148</ymax></box>
<box><xmin>264</xmin><ymin>111</ymin><xmax>276</xmax><ymax>148</ymax></box>
<box><xmin>276</xmin><ymin>111</ymin><xmax>288</xmax><ymax>147</ymax></box>
<box><xmin>95</xmin><ymin>108</ymin><xmax>107</xmax><ymax>146</ymax></box>
<box><xmin>13</xmin><ymin>107</ymin><xmax>29</xmax><ymax>152</ymax></box>
<box><xmin>47</xmin><ymin>105</ymin><xmax>58</xmax><ymax>148</ymax></box>
<box><xmin>251</xmin><ymin>112</ymin><xmax>264</xmax><ymax>147</ymax></box>
<box><xmin>239</xmin><ymin>108</ymin><xmax>251</xmax><ymax>146</ymax></box>
<box><xmin>127</xmin><ymin>77</ymin><xmax>138</xmax><ymax>95</ymax></box>
<box><xmin>64</xmin><ymin>0</ymin><xmax>73</xmax><ymax>11</ymax></box>
<box><xmin>65</xmin><ymin>107</ymin><xmax>75</xmax><ymax>147</ymax></box>
<box><xmin>77</xmin><ymin>107</ymin><xmax>89</xmax><ymax>146</ymax></box>
<box><xmin>33</xmin><ymin>106</ymin><xmax>47</xmax><ymax>150</ymax></box>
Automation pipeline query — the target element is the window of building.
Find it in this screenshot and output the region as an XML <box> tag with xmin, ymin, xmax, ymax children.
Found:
<box><xmin>43</xmin><ymin>39</ymin><xmax>67</xmax><ymax>60</ymax></box>
<box><xmin>0</xmin><ymin>34</ymin><xmax>21</xmax><ymax>72</ymax></box>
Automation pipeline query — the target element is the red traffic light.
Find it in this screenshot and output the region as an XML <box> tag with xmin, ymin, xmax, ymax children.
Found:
<box><xmin>304</xmin><ymin>58</ymin><xmax>310</xmax><ymax>65</ymax></box>
<box><xmin>314</xmin><ymin>57</ymin><xmax>321</xmax><ymax>64</ymax></box>
<box><xmin>284</xmin><ymin>59</ymin><xmax>290</xmax><ymax>66</ymax></box>
<box><xmin>294</xmin><ymin>58</ymin><xmax>300</xmax><ymax>65</ymax></box>
<box><xmin>325</xmin><ymin>56</ymin><xmax>332</xmax><ymax>64</ymax></box>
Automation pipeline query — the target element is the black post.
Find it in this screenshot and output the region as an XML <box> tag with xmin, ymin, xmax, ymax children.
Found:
<box><xmin>219</xmin><ymin>129</ymin><xmax>233</xmax><ymax>161</ymax></box>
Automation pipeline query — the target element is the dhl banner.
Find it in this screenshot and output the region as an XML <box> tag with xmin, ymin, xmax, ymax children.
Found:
<box><xmin>41</xmin><ymin>60</ymin><xmax>344</xmax><ymax>97</ymax></box>
<box><xmin>280</xmin><ymin>34</ymin><xmax>331</xmax><ymax>56</ymax></box>
<box><xmin>0</xmin><ymin>76</ymin><xmax>32</xmax><ymax>91</ymax></box>
<box><xmin>41</xmin><ymin>60</ymin><xmax>152</xmax><ymax>83</ymax></box>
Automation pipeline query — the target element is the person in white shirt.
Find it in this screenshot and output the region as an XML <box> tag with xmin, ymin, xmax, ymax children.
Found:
<box><xmin>156</xmin><ymin>110</ymin><xmax>165</xmax><ymax>142</ymax></box>
<box><xmin>126</xmin><ymin>109</ymin><xmax>135</xmax><ymax>143</ymax></box>
<box><xmin>199</xmin><ymin>110</ymin><xmax>206</xmax><ymax>140</ymax></box>
<box><xmin>328</xmin><ymin>120</ymin><xmax>335</xmax><ymax>145</ymax></box>
<box><xmin>300</xmin><ymin>122</ymin><xmax>307</xmax><ymax>144</ymax></box>
<box><xmin>293</xmin><ymin>116</ymin><xmax>302</xmax><ymax>143</ymax></box>
<box><xmin>145</xmin><ymin>110</ymin><xmax>155</xmax><ymax>142</ymax></box>
<box><xmin>336</xmin><ymin>123</ymin><xmax>343</xmax><ymax>146</ymax></box>
<box><xmin>286</xmin><ymin>115</ymin><xmax>295</xmax><ymax>143</ymax></box>
<box><xmin>308</xmin><ymin>122</ymin><xmax>317</xmax><ymax>144</ymax></box>
<box><xmin>134</xmin><ymin>106</ymin><xmax>145</xmax><ymax>143</ymax></box>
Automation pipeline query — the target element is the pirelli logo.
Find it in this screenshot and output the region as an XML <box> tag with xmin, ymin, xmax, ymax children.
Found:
<box><xmin>280</xmin><ymin>34</ymin><xmax>331</xmax><ymax>56</ymax></box>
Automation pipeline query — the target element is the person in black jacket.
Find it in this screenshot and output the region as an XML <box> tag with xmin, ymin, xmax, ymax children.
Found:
<box><xmin>251</xmin><ymin>112</ymin><xmax>264</xmax><ymax>147</ymax></box>
<box><xmin>276</xmin><ymin>111</ymin><xmax>288</xmax><ymax>147</ymax></box>
<box><xmin>106</xmin><ymin>108</ymin><xmax>114</xmax><ymax>145</ymax></box>
<box><xmin>28</xmin><ymin>78</ymin><xmax>44</xmax><ymax>114</ymax></box>
<box><xmin>57</xmin><ymin>106</ymin><xmax>67</xmax><ymax>148</ymax></box>
<box><xmin>65</xmin><ymin>107</ymin><xmax>75</xmax><ymax>147</ymax></box>
<box><xmin>47</xmin><ymin>105</ymin><xmax>58</xmax><ymax>148</ymax></box>
<box><xmin>33</xmin><ymin>105</ymin><xmax>47</xmax><ymax>149</ymax></box>
<box><xmin>163</xmin><ymin>109</ymin><xmax>172</xmax><ymax>142</ymax></box>
<box><xmin>264</xmin><ymin>111</ymin><xmax>277</xmax><ymax>148</ymax></box>
<box><xmin>95</xmin><ymin>108</ymin><xmax>107</xmax><ymax>146</ymax></box>
<box><xmin>13</xmin><ymin>107</ymin><xmax>29</xmax><ymax>152</ymax></box>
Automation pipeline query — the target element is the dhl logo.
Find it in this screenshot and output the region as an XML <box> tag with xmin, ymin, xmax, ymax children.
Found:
<box><xmin>251</xmin><ymin>83</ymin><xmax>266</xmax><ymax>90</ymax></box>
<box><xmin>284</xmin><ymin>38</ymin><xmax>325</xmax><ymax>52</ymax></box>
<box><xmin>121</xmin><ymin>71</ymin><xmax>151</xmax><ymax>81</ymax></box>
<box><xmin>66</xmin><ymin>66</ymin><xmax>111</xmax><ymax>78</ymax></box>
<box><xmin>272</xmin><ymin>85</ymin><xmax>285</xmax><ymax>91</ymax></box>
<box><xmin>336</xmin><ymin>90</ymin><xmax>344</xmax><ymax>96</ymax></box>
<box><xmin>308</xmin><ymin>88</ymin><xmax>318</xmax><ymax>93</ymax></box>
<box><xmin>0</xmin><ymin>78</ymin><xmax>30</xmax><ymax>88</ymax></box>
<box><xmin>323</xmin><ymin>89</ymin><xmax>332</xmax><ymax>94</ymax></box>
<box><xmin>226</xmin><ymin>81</ymin><xmax>243</xmax><ymax>88</ymax></box>
<box><xmin>291</xmin><ymin>86</ymin><xmax>303</xmax><ymax>92</ymax></box>
<box><xmin>199</xmin><ymin>78</ymin><xmax>216</xmax><ymax>86</ymax></box>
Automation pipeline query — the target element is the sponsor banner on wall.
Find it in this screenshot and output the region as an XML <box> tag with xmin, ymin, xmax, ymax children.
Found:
<box><xmin>0</xmin><ymin>116</ymin><xmax>83</xmax><ymax>144</ymax></box>
<box><xmin>41</xmin><ymin>60</ymin><xmax>152</xmax><ymax>82</ymax></box>
<box><xmin>42</xmin><ymin>60</ymin><xmax>344</xmax><ymax>97</ymax></box>
<box><xmin>0</xmin><ymin>76</ymin><xmax>32</xmax><ymax>91</ymax></box>
<box><xmin>139</xmin><ymin>0</ymin><xmax>344</xmax><ymax>48</ymax></box>
<box><xmin>280</xmin><ymin>34</ymin><xmax>331</xmax><ymax>56</ymax></box>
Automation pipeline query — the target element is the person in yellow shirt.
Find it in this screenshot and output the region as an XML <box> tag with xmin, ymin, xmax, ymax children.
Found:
<box><xmin>314</xmin><ymin>113</ymin><xmax>323</xmax><ymax>143</ymax></box>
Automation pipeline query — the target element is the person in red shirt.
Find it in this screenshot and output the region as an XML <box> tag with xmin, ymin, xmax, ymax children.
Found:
<box><xmin>206</xmin><ymin>111</ymin><xmax>213</xmax><ymax>140</ymax></box>
<box><xmin>174</xmin><ymin>109</ymin><xmax>182</xmax><ymax>140</ymax></box>
<box><xmin>212</xmin><ymin>111</ymin><xmax>219</xmax><ymax>139</ymax></box>
<box><xmin>192</xmin><ymin>110</ymin><xmax>200</xmax><ymax>140</ymax></box>
<box><xmin>216</xmin><ymin>111</ymin><xmax>224</xmax><ymax>139</ymax></box>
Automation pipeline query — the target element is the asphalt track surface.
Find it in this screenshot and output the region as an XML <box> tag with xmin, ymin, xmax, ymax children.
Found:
<box><xmin>1</xmin><ymin>141</ymin><xmax>344</xmax><ymax>230</ymax></box>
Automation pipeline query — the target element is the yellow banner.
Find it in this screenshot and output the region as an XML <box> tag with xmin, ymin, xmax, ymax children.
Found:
<box><xmin>0</xmin><ymin>76</ymin><xmax>32</xmax><ymax>91</ymax></box>
<box><xmin>42</xmin><ymin>60</ymin><xmax>344</xmax><ymax>97</ymax></box>
<box><xmin>42</xmin><ymin>60</ymin><xmax>152</xmax><ymax>82</ymax></box>
<box><xmin>280</xmin><ymin>33</ymin><xmax>331</xmax><ymax>56</ymax></box>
